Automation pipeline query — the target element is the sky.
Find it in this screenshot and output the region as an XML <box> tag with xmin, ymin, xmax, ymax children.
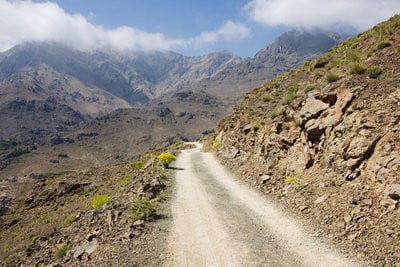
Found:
<box><xmin>0</xmin><ymin>0</ymin><xmax>399</xmax><ymax>57</ymax></box>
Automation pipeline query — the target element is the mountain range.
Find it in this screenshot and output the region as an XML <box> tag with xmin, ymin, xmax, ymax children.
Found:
<box><xmin>0</xmin><ymin>29</ymin><xmax>347</xmax><ymax>173</ymax></box>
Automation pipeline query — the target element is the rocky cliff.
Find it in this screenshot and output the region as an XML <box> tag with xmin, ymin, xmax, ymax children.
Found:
<box><xmin>215</xmin><ymin>15</ymin><xmax>400</xmax><ymax>265</ymax></box>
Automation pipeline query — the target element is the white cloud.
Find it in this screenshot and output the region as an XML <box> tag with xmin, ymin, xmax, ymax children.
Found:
<box><xmin>0</xmin><ymin>0</ymin><xmax>251</xmax><ymax>52</ymax></box>
<box><xmin>189</xmin><ymin>21</ymin><xmax>251</xmax><ymax>47</ymax></box>
<box><xmin>245</xmin><ymin>0</ymin><xmax>400</xmax><ymax>30</ymax></box>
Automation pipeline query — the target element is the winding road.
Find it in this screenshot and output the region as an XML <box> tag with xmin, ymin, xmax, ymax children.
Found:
<box><xmin>168</xmin><ymin>143</ymin><xmax>356</xmax><ymax>267</ymax></box>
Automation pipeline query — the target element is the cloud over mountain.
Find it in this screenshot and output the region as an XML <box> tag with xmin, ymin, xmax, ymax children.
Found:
<box><xmin>245</xmin><ymin>0</ymin><xmax>400</xmax><ymax>30</ymax></box>
<box><xmin>0</xmin><ymin>0</ymin><xmax>250</xmax><ymax>52</ymax></box>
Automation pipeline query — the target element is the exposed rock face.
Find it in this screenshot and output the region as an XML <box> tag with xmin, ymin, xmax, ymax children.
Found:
<box><xmin>215</xmin><ymin>15</ymin><xmax>400</xmax><ymax>265</ymax></box>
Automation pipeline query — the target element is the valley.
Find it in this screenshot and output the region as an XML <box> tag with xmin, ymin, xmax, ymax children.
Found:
<box><xmin>0</xmin><ymin>7</ymin><xmax>399</xmax><ymax>267</ymax></box>
<box><xmin>0</xmin><ymin>30</ymin><xmax>344</xmax><ymax>213</ymax></box>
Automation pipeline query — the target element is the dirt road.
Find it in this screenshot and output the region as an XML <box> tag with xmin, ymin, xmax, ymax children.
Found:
<box><xmin>168</xmin><ymin>143</ymin><xmax>357</xmax><ymax>267</ymax></box>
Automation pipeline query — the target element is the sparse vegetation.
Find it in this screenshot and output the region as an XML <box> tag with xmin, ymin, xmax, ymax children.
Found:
<box><xmin>118</xmin><ymin>178</ymin><xmax>130</xmax><ymax>188</ymax></box>
<box><xmin>63</xmin><ymin>214</ymin><xmax>75</xmax><ymax>226</ymax></box>
<box><xmin>304</xmin><ymin>84</ymin><xmax>316</xmax><ymax>93</ymax></box>
<box><xmin>134</xmin><ymin>160</ymin><xmax>144</xmax><ymax>169</ymax></box>
<box><xmin>212</xmin><ymin>138</ymin><xmax>220</xmax><ymax>149</ymax></box>
<box><xmin>4</xmin><ymin>148</ymin><xmax>30</xmax><ymax>159</ymax></box>
<box><xmin>157</xmin><ymin>191</ymin><xmax>169</xmax><ymax>202</ymax></box>
<box><xmin>201</xmin><ymin>145</ymin><xmax>212</xmax><ymax>152</ymax></box>
<box><xmin>270</xmin><ymin>109</ymin><xmax>283</xmax><ymax>119</ymax></box>
<box><xmin>367</xmin><ymin>66</ymin><xmax>383</xmax><ymax>78</ymax></box>
<box><xmin>155</xmin><ymin>152</ymin><xmax>177</xmax><ymax>168</ymax></box>
<box><xmin>0</xmin><ymin>207</ymin><xmax>7</xmax><ymax>216</ymax></box>
<box><xmin>0</xmin><ymin>140</ymin><xmax>17</xmax><ymax>152</ymax></box>
<box><xmin>130</xmin><ymin>197</ymin><xmax>158</xmax><ymax>222</ymax></box>
<box><xmin>314</xmin><ymin>71</ymin><xmax>323</xmax><ymax>79</ymax></box>
<box><xmin>326</xmin><ymin>72</ymin><xmax>340</xmax><ymax>83</ymax></box>
<box><xmin>263</xmin><ymin>94</ymin><xmax>273</xmax><ymax>102</ymax></box>
<box><xmin>347</xmin><ymin>49</ymin><xmax>361</xmax><ymax>62</ymax></box>
<box><xmin>32</xmin><ymin>170</ymin><xmax>72</xmax><ymax>180</ymax></box>
<box><xmin>350</xmin><ymin>63</ymin><xmax>366</xmax><ymax>74</ymax></box>
<box><xmin>282</xmin><ymin>86</ymin><xmax>298</xmax><ymax>105</ymax></box>
<box><xmin>92</xmin><ymin>195</ymin><xmax>112</xmax><ymax>209</ymax></box>
<box><xmin>376</xmin><ymin>40</ymin><xmax>391</xmax><ymax>50</ymax></box>
<box><xmin>285</xmin><ymin>175</ymin><xmax>299</xmax><ymax>184</ymax></box>
<box><xmin>57</xmin><ymin>153</ymin><xmax>68</xmax><ymax>158</ymax></box>
<box><xmin>55</xmin><ymin>244</ymin><xmax>70</xmax><ymax>259</ymax></box>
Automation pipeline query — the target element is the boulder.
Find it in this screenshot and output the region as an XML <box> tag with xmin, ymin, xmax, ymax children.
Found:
<box><xmin>314</xmin><ymin>194</ymin><xmax>330</xmax><ymax>204</ymax></box>
<box><xmin>388</xmin><ymin>184</ymin><xmax>400</xmax><ymax>201</ymax></box>
<box><xmin>73</xmin><ymin>239</ymin><xmax>98</xmax><ymax>259</ymax></box>
<box><xmin>296</xmin><ymin>96</ymin><xmax>329</xmax><ymax>125</ymax></box>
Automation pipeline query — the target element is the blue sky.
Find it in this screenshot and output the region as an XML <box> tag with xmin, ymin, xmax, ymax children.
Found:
<box><xmin>1</xmin><ymin>0</ymin><xmax>399</xmax><ymax>57</ymax></box>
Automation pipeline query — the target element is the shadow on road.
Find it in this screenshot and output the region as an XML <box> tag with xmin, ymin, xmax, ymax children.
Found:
<box><xmin>168</xmin><ymin>166</ymin><xmax>185</xmax><ymax>171</ymax></box>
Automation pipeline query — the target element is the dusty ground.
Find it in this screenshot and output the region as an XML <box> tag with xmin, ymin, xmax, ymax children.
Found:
<box><xmin>168</xmin><ymin>144</ymin><xmax>357</xmax><ymax>267</ymax></box>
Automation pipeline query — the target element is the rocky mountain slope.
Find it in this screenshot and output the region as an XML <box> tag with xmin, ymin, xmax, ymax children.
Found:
<box><xmin>214</xmin><ymin>15</ymin><xmax>400</xmax><ymax>265</ymax></box>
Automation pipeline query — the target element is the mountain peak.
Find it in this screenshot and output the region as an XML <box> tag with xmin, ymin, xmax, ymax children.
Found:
<box><xmin>255</xmin><ymin>30</ymin><xmax>345</xmax><ymax>59</ymax></box>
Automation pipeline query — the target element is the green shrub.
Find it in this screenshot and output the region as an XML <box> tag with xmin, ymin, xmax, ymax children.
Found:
<box><xmin>302</xmin><ymin>60</ymin><xmax>312</xmax><ymax>68</ymax></box>
<box><xmin>55</xmin><ymin>244</ymin><xmax>70</xmax><ymax>259</ymax></box>
<box><xmin>350</xmin><ymin>63</ymin><xmax>366</xmax><ymax>74</ymax></box>
<box><xmin>155</xmin><ymin>152</ymin><xmax>177</xmax><ymax>168</ymax></box>
<box><xmin>158</xmin><ymin>173</ymin><xmax>168</xmax><ymax>181</ymax></box>
<box><xmin>285</xmin><ymin>175</ymin><xmax>299</xmax><ymax>184</ymax></box>
<box><xmin>64</xmin><ymin>214</ymin><xmax>75</xmax><ymax>226</ymax></box>
<box><xmin>212</xmin><ymin>139</ymin><xmax>220</xmax><ymax>149</ymax></box>
<box><xmin>326</xmin><ymin>73</ymin><xmax>340</xmax><ymax>83</ymax></box>
<box><xmin>376</xmin><ymin>40</ymin><xmax>391</xmax><ymax>50</ymax></box>
<box><xmin>157</xmin><ymin>191</ymin><xmax>169</xmax><ymax>202</ymax></box>
<box><xmin>130</xmin><ymin>197</ymin><xmax>158</xmax><ymax>222</ymax></box>
<box><xmin>57</xmin><ymin>153</ymin><xmax>68</xmax><ymax>158</ymax></box>
<box><xmin>367</xmin><ymin>66</ymin><xmax>383</xmax><ymax>78</ymax></box>
<box><xmin>304</xmin><ymin>84</ymin><xmax>316</xmax><ymax>93</ymax></box>
<box><xmin>263</xmin><ymin>94</ymin><xmax>273</xmax><ymax>102</ymax></box>
<box><xmin>270</xmin><ymin>109</ymin><xmax>283</xmax><ymax>119</ymax></box>
<box><xmin>201</xmin><ymin>145</ymin><xmax>212</xmax><ymax>152</ymax></box>
<box><xmin>347</xmin><ymin>49</ymin><xmax>361</xmax><ymax>62</ymax></box>
<box><xmin>282</xmin><ymin>86</ymin><xmax>298</xmax><ymax>105</ymax></box>
<box><xmin>92</xmin><ymin>195</ymin><xmax>112</xmax><ymax>209</ymax></box>
<box><xmin>314</xmin><ymin>72</ymin><xmax>323</xmax><ymax>79</ymax></box>
<box><xmin>118</xmin><ymin>178</ymin><xmax>130</xmax><ymax>188</ymax></box>
<box><xmin>134</xmin><ymin>160</ymin><xmax>144</xmax><ymax>169</ymax></box>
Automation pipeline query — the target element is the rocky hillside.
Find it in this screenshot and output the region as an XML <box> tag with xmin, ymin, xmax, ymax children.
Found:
<box><xmin>215</xmin><ymin>15</ymin><xmax>400</xmax><ymax>265</ymax></box>
<box><xmin>0</xmin><ymin>142</ymin><xmax>189</xmax><ymax>266</ymax></box>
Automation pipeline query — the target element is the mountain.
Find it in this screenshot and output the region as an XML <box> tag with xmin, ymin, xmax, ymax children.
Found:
<box><xmin>0</xmin><ymin>30</ymin><xmax>345</xmax><ymax>108</ymax></box>
<box><xmin>213</xmin><ymin>15</ymin><xmax>400</xmax><ymax>265</ymax></box>
<box><xmin>0</xmin><ymin>30</ymin><xmax>345</xmax><ymax>173</ymax></box>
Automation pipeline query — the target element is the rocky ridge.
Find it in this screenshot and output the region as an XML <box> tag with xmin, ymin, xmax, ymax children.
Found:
<box><xmin>214</xmin><ymin>15</ymin><xmax>400</xmax><ymax>265</ymax></box>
